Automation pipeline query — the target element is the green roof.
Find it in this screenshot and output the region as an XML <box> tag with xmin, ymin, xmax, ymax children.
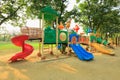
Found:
<box><xmin>39</xmin><ymin>6</ymin><xmax>60</xmax><ymax>21</ymax></box>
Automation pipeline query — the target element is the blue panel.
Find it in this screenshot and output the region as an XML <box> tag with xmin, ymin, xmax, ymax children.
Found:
<box><xmin>69</xmin><ymin>33</ymin><xmax>79</xmax><ymax>42</ymax></box>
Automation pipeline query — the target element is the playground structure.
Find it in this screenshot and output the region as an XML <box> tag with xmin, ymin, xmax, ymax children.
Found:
<box><xmin>9</xmin><ymin>35</ymin><xmax>34</xmax><ymax>62</ymax></box>
<box><xmin>77</xmin><ymin>32</ymin><xmax>114</xmax><ymax>55</ymax></box>
<box><xmin>37</xmin><ymin>6</ymin><xmax>93</xmax><ymax>60</ymax></box>
<box><xmin>9</xmin><ymin>6</ymin><xmax>116</xmax><ymax>62</ymax></box>
<box><xmin>90</xmin><ymin>34</ymin><xmax>114</xmax><ymax>55</ymax></box>
<box><xmin>21</xmin><ymin>27</ymin><xmax>42</xmax><ymax>40</ymax></box>
<box><xmin>9</xmin><ymin>6</ymin><xmax>94</xmax><ymax>62</ymax></box>
<box><xmin>69</xmin><ymin>33</ymin><xmax>94</xmax><ymax>60</ymax></box>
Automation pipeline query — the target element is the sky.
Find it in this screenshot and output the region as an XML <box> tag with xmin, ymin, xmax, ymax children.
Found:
<box><xmin>66</xmin><ymin>0</ymin><xmax>76</xmax><ymax>11</ymax></box>
<box><xmin>0</xmin><ymin>0</ymin><xmax>77</xmax><ymax>34</ymax></box>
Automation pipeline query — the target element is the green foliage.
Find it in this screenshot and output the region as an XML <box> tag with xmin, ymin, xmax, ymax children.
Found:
<box><xmin>74</xmin><ymin>0</ymin><xmax>120</xmax><ymax>37</ymax></box>
<box><xmin>0</xmin><ymin>0</ymin><xmax>68</xmax><ymax>26</ymax></box>
<box><xmin>0</xmin><ymin>35</ymin><xmax>11</xmax><ymax>41</ymax></box>
<box><xmin>0</xmin><ymin>0</ymin><xmax>28</xmax><ymax>26</ymax></box>
<box><xmin>63</xmin><ymin>6</ymin><xmax>81</xmax><ymax>23</ymax></box>
<box><xmin>26</xmin><ymin>0</ymin><xmax>68</xmax><ymax>23</ymax></box>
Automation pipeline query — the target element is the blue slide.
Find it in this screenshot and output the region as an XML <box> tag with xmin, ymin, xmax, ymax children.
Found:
<box><xmin>70</xmin><ymin>44</ymin><xmax>94</xmax><ymax>61</ymax></box>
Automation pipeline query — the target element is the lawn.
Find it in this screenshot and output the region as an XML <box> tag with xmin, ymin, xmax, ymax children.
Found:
<box><xmin>0</xmin><ymin>41</ymin><xmax>56</xmax><ymax>56</ymax></box>
<box><xmin>0</xmin><ymin>41</ymin><xmax>40</xmax><ymax>55</ymax></box>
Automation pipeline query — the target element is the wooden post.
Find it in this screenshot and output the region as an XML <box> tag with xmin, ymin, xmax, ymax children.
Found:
<box><xmin>88</xmin><ymin>33</ymin><xmax>91</xmax><ymax>52</ymax></box>
<box><xmin>56</xmin><ymin>17</ymin><xmax>58</xmax><ymax>55</ymax></box>
<box><xmin>41</xmin><ymin>13</ymin><xmax>44</xmax><ymax>56</ymax></box>
<box><xmin>52</xmin><ymin>44</ymin><xmax>53</xmax><ymax>51</ymax></box>
<box><xmin>118</xmin><ymin>36</ymin><xmax>120</xmax><ymax>46</ymax></box>
<box><xmin>116</xmin><ymin>35</ymin><xmax>119</xmax><ymax>46</ymax></box>
<box><xmin>67</xmin><ymin>28</ymin><xmax>70</xmax><ymax>54</ymax></box>
<box><xmin>38</xmin><ymin>19</ymin><xmax>41</xmax><ymax>54</ymax></box>
<box><xmin>22</xmin><ymin>41</ymin><xmax>25</xmax><ymax>52</ymax></box>
<box><xmin>50</xmin><ymin>44</ymin><xmax>53</xmax><ymax>55</ymax></box>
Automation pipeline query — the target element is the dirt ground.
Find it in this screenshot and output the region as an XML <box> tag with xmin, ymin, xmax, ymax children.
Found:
<box><xmin>0</xmin><ymin>47</ymin><xmax>120</xmax><ymax>80</ymax></box>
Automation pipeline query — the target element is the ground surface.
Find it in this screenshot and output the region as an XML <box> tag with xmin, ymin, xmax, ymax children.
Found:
<box><xmin>0</xmin><ymin>46</ymin><xmax>120</xmax><ymax>80</ymax></box>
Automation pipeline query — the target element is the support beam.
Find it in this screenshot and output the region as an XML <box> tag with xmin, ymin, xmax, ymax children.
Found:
<box><xmin>41</xmin><ymin>13</ymin><xmax>44</xmax><ymax>56</ymax></box>
<box><xmin>56</xmin><ymin>17</ymin><xmax>58</xmax><ymax>55</ymax></box>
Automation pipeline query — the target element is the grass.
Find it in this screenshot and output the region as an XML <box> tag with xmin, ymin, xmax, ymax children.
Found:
<box><xmin>0</xmin><ymin>41</ymin><xmax>55</xmax><ymax>56</ymax></box>
<box><xmin>0</xmin><ymin>41</ymin><xmax>39</xmax><ymax>55</ymax></box>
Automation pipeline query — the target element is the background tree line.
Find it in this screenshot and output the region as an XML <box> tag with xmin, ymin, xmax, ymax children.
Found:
<box><xmin>0</xmin><ymin>0</ymin><xmax>120</xmax><ymax>44</ymax></box>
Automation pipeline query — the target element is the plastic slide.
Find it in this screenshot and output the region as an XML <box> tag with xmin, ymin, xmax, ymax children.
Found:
<box><xmin>70</xmin><ymin>44</ymin><xmax>94</xmax><ymax>61</ymax></box>
<box><xmin>9</xmin><ymin>35</ymin><xmax>34</xmax><ymax>62</ymax></box>
<box><xmin>91</xmin><ymin>43</ymin><xmax>114</xmax><ymax>55</ymax></box>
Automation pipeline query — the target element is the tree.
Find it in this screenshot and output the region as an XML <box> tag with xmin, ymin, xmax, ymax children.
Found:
<box><xmin>0</xmin><ymin>0</ymin><xmax>68</xmax><ymax>26</ymax></box>
<box><xmin>26</xmin><ymin>0</ymin><xmax>68</xmax><ymax>23</ymax></box>
<box><xmin>74</xmin><ymin>0</ymin><xmax>120</xmax><ymax>36</ymax></box>
<box><xmin>0</xmin><ymin>0</ymin><xmax>28</xmax><ymax>26</ymax></box>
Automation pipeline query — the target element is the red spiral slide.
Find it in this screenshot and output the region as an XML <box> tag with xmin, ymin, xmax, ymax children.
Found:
<box><xmin>9</xmin><ymin>35</ymin><xmax>34</xmax><ymax>62</ymax></box>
